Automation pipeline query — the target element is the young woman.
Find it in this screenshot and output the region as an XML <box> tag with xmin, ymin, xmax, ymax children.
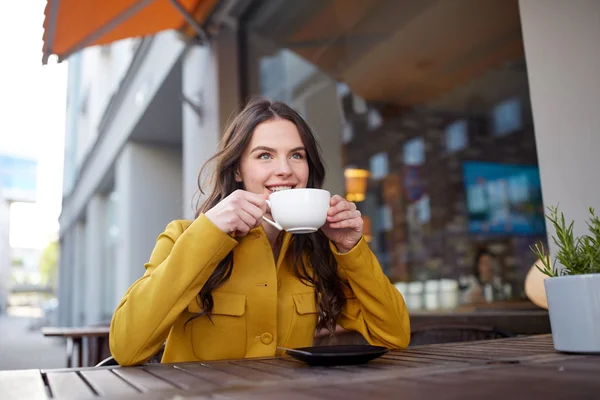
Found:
<box><xmin>463</xmin><ymin>248</ymin><xmax>505</xmax><ymax>304</ymax></box>
<box><xmin>109</xmin><ymin>98</ymin><xmax>410</xmax><ymax>366</ymax></box>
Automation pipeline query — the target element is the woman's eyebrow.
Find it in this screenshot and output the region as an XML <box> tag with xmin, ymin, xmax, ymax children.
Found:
<box><xmin>250</xmin><ymin>146</ymin><xmax>306</xmax><ymax>154</ymax></box>
<box><xmin>250</xmin><ymin>146</ymin><xmax>276</xmax><ymax>154</ymax></box>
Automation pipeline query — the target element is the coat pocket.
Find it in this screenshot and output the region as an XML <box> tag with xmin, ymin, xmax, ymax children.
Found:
<box><xmin>292</xmin><ymin>292</ymin><xmax>318</xmax><ymax>314</ymax></box>
<box><xmin>285</xmin><ymin>292</ymin><xmax>318</xmax><ymax>348</ymax></box>
<box><xmin>189</xmin><ymin>292</ymin><xmax>247</xmax><ymax>360</ymax></box>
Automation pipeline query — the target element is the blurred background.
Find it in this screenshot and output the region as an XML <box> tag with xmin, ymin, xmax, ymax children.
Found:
<box><xmin>1</xmin><ymin>0</ymin><xmax>599</xmax><ymax>370</ymax></box>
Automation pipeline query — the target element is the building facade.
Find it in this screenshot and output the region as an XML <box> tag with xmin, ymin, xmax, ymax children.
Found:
<box><xmin>57</xmin><ymin>0</ymin><xmax>600</xmax><ymax>326</ymax></box>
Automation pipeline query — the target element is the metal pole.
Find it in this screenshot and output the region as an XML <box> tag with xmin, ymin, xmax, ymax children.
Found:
<box><xmin>56</xmin><ymin>0</ymin><xmax>156</xmax><ymax>62</ymax></box>
<box><xmin>167</xmin><ymin>0</ymin><xmax>209</xmax><ymax>43</ymax></box>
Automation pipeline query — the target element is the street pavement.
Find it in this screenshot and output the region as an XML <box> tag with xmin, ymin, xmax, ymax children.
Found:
<box><xmin>0</xmin><ymin>307</ymin><xmax>66</xmax><ymax>370</ymax></box>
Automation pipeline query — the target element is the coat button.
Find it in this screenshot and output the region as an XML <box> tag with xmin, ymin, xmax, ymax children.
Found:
<box><xmin>260</xmin><ymin>332</ymin><xmax>273</xmax><ymax>345</ymax></box>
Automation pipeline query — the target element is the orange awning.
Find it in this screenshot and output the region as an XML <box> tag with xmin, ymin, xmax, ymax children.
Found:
<box><xmin>42</xmin><ymin>0</ymin><xmax>219</xmax><ymax>64</ymax></box>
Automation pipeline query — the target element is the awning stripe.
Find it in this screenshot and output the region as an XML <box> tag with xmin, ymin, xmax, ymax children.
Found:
<box><xmin>41</xmin><ymin>0</ymin><xmax>219</xmax><ymax>64</ymax></box>
<box><xmin>58</xmin><ymin>0</ymin><xmax>156</xmax><ymax>62</ymax></box>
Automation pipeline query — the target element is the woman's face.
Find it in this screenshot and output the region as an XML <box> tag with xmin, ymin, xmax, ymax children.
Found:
<box><xmin>236</xmin><ymin>118</ymin><xmax>309</xmax><ymax>203</ymax></box>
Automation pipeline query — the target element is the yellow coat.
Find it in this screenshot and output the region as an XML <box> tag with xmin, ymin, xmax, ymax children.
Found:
<box><xmin>110</xmin><ymin>214</ymin><xmax>410</xmax><ymax>366</ymax></box>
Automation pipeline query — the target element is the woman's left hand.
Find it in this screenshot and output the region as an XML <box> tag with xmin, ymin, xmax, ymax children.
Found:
<box><xmin>321</xmin><ymin>195</ymin><xmax>363</xmax><ymax>253</ymax></box>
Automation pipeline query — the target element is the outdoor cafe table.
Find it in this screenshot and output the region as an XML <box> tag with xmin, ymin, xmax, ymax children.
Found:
<box><xmin>2</xmin><ymin>334</ymin><xmax>599</xmax><ymax>399</ymax></box>
<box><xmin>41</xmin><ymin>326</ymin><xmax>110</xmax><ymax>368</ymax></box>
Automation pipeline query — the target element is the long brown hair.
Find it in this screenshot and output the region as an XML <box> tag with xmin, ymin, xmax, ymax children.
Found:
<box><xmin>190</xmin><ymin>97</ymin><xmax>345</xmax><ymax>333</ymax></box>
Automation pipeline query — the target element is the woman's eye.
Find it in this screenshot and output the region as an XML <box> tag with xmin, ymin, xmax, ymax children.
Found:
<box><xmin>258</xmin><ymin>153</ymin><xmax>272</xmax><ymax>160</ymax></box>
<box><xmin>291</xmin><ymin>153</ymin><xmax>304</xmax><ymax>160</ymax></box>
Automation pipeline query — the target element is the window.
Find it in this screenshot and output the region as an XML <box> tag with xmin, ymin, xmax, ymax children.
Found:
<box><xmin>342</xmin><ymin>120</ymin><xmax>354</xmax><ymax>144</ymax></box>
<box><xmin>403</xmin><ymin>137</ymin><xmax>425</xmax><ymax>166</ymax></box>
<box><xmin>445</xmin><ymin>119</ymin><xmax>468</xmax><ymax>152</ymax></box>
<box><xmin>367</xmin><ymin>108</ymin><xmax>383</xmax><ymax>131</ymax></box>
<box><xmin>369</xmin><ymin>152</ymin><xmax>389</xmax><ymax>180</ymax></box>
<box><xmin>493</xmin><ymin>97</ymin><xmax>522</xmax><ymax>136</ymax></box>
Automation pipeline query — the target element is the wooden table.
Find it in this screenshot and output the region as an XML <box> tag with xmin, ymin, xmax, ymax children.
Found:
<box><xmin>41</xmin><ymin>326</ymin><xmax>110</xmax><ymax>368</ymax></box>
<box><xmin>3</xmin><ymin>335</ymin><xmax>599</xmax><ymax>399</ymax></box>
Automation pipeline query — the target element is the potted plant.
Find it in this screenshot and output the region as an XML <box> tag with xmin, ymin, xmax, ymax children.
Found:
<box><xmin>531</xmin><ymin>205</ymin><xmax>600</xmax><ymax>353</ymax></box>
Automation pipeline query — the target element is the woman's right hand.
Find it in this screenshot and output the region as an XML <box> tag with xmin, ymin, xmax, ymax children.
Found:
<box><xmin>204</xmin><ymin>190</ymin><xmax>267</xmax><ymax>236</ymax></box>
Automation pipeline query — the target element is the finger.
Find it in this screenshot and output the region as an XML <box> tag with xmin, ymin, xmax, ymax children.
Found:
<box><xmin>328</xmin><ymin>199</ymin><xmax>350</xmax><ymax>216</ymax></box>
<box><xmin>329</xmin><ymin>195</ymin><xmax>345</xmax><ymax>207</ymax></box>
<box><xmin>243</xmin><ymin>191</ymin><xmax>268</xmax><ymax>212</ymax></box>
<box><xmin>328</xmin><ymin>210</ymin><xmax>361</xmax><ymax>223</ymax></box>
<box><xmin>235</xmin><ymin>208</ymin><xmax>257</xmax><ymax>232</ymax></box>
<box><xmin>328</xmin><ymin>217</ymin><xmax>363</xmax><ymax>231</ymax></box>
<box><xmin>241</xmin><ymin>202</ymin><xmax>265</xmax><ymax>228</ymax></box>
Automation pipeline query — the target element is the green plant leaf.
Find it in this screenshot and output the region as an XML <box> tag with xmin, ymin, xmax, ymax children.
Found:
<box><xmin>532</xmin><ymin>205</ymin><xmax>600</xmax><ymax>276</ymax></box>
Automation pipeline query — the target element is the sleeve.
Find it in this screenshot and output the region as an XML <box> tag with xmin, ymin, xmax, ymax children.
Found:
<box><xmin>109</xmin><ymin>214</ymin><xmax>238</xmax><ymax>366</ymax></box>
<box><xmin>333</xmin><ymin>237</ymin><xmax>411</xmax><ymax>349</ymax></box>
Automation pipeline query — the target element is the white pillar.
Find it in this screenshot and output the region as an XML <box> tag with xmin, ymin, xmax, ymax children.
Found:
<box><xmin>114</xmin><ymin>142</ymin><xmax>183</xmax><ymax>304</ymax></box>
<box><xmin>182</xmin><ymin>25</ymin><xmax>241</xmax><ymax>219</ymax></box>
<box><xmin>71</xmin><ymin>222</ymin><xmax>86</xmax><ymax>327</ymax></box>
<box><xmin>84</xmin><ymin>195</ymin><xmax>106</xmax><ymax>325</ymax></box>
<box><xmin>519</xmin><ymin>0</ymin><xmax>600</xmax><ymax>247</ymax></box>
<box><xmin>57</xmin><ymin>232</ymin><xmax>72</xmax><ymax>326</ymax></box>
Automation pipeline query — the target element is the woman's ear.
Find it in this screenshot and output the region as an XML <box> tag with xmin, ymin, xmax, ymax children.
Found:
<box><xmin>235</xmin><ymin>169</ymin><xmax>242</xmax><ymax>183</ymax></box>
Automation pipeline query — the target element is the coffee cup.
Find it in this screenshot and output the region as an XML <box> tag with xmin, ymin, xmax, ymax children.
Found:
<box><xmin>262</xmin><ymin>188</ymin><xmax>331</xmax><ymax>234</ymax></box>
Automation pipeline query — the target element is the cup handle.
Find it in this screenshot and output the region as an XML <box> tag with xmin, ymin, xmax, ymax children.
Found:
<box><xmin>262</xmin><ymin>200</ymin><xmax>283</xmax><ymax>231</ymax></box>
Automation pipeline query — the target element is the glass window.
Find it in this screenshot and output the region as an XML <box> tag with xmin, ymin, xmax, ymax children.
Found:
<box><xmin>367</xmin><ymin>108</ymin><xmax>383</xmax><ymax>131</ymax></box>
<box><xmin>403</xmin><ymin>138</ymin><xmax>425</xmax><ymax>167</ymax></box>
<box><xmin>445</xmin><ymin>120</ymin><xmax>468</xmax><ymax>153</ymax></box>
<box><xmin>369</xmin><ymin>152</ymin><xmax>389</xmax><ymax>180</ymax></box>
<box><xmin>493</xmin><ymin>97</ymin><xmax>522</xmax><ymax>136</ymax></box>
<box><xmin>243</xmin><ymin>0</ymin><xmax>546</xmax><ymax>310</ymax></box>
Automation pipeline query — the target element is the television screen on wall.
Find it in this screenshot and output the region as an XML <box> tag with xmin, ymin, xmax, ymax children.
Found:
<box><xmin>462</xmin><ymin>161</ymin><xmax>546</xmax><ymax>235</ymax></box>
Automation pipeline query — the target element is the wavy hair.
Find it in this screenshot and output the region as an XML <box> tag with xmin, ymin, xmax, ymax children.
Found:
<box><xmin>189</xmin><ymin>97</ymin><xmax>345</xmax><ymax>334</ymax></box>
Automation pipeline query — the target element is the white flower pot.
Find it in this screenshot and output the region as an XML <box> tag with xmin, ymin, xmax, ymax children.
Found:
<box><xmin>544</xmin><ymin>273</ymin><xmax>600</xmax><ymax>353</ymax></box>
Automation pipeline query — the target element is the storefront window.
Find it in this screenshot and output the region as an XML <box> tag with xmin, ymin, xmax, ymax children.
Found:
<box><xmin>242</xmin><ymin>0</ymin><xmax>547</xmax><ymax>310</ymax></box>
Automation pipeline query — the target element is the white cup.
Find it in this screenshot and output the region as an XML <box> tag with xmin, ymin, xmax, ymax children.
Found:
<box><xmin>262</xmin><ymin>188</ymin><xmax>331</xmax><ymax>234</ymax></box>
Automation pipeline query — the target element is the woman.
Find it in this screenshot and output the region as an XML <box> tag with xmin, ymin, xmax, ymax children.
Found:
<box><xmin>463</xmin><ymin>248</ymin><xmax>504</xmax><ymax>304</ymax></box>
<box><xmin>109</xmin><ymin>98</ymin><xmax>410</xmax><ymax>366</ymax></box>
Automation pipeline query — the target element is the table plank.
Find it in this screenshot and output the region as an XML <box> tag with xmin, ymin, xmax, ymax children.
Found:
<box><xmin>229</xmin><ymin>360</ymin><xmax>304</xmax><ymax>378</ymax></box>
<box><xmin>257</xmin><ymin>359</ymin><xmax>370</xmax><ymax>379</ymax></box>
<box><xmin>381</xmin><ymin>351</ymin><xmax>468</xmax><ymax>365</ymax></box>
<box><xmin>404</xmin><ymin>364</ymin><xmax>600</xmax><ymax>398</ymax></box>
<box><xmin>174</xmin><ymin>363</ymin><xmax>252</xmax><ymax>387</ymax></box>
<box><xmin>46</xmin><ymin>371</ymin><xmax>95</xmax><ymax>399</ymax></box>
<box><xmin>402</xmin><ymin>348</ymin><xmax>493</xmax><ymax>361</ymax></box>
<box><xmin>79</xmin><ymin>369</ymin><xmax>139</xmax><ymax>396</ymax></box>
<box><xmin>142</xmin><ymin>365</ymin><xmax>219</xmax><ymax>391</ymax></box>
<box><xmin>0</xmin><ymin>370</ymin><xmax>47</xmax><ymax>400</ymax></box>
<box><xmin>207</xmin><ymin>360</ymin><xmax>293</xmax><ymax>381</ymax></box>
<box><xmin>306</xmin><ymin>382</ymin><xmax>411</xmax><ymax>400</ymax></box>
<box><xmin>112</xmin><ymin>367</ymin><xmax>179</xmax><ymax>392</ymax></box>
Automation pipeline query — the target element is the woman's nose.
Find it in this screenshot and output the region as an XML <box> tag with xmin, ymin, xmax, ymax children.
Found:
<box><xmin>275</xmin><ymin>158</ymin><xmax>292</xmax><ymax>176</ymax></box>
